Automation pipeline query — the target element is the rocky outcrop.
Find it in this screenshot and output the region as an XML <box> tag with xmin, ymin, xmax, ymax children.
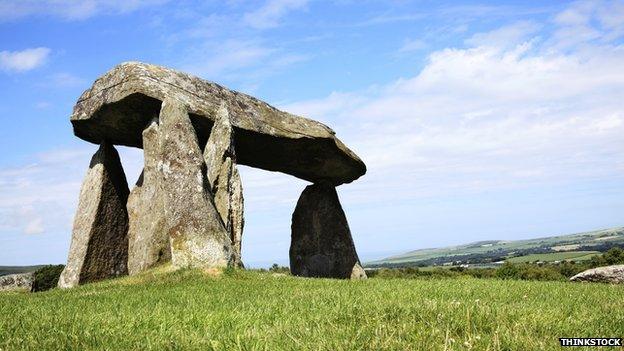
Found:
<box><xmin>127</xmin><ymin>120</ymin><xmax>170</xmax><ymax>275</ymax></box>
<box><xmin>570</xmin><ymin>265</ymin><xmax>624</xmax><ymax>283</ymax></box>
<box><xmin>159</xmin><ymin>98</ymin><xmax>234</xmax><ymax>268</ymax></box>
<box><xmin>59</xmin><ymin>142</ymin><xmax>130</xmax><ymax>288</ymax></box>
<box><xmin>70</xmin><ymin>62</ymin><xmax>366</xmax><ymax>185</ymax></box>
<box><xmin>203</xmin><ymin>105</ymin><xmax>244</xmax><ymax>267</ymax></box>
<box><xmin>0</xmin><ymin>273</ymin><xmax>34</xmax><ymax>292</ymax></box>
<box><xmin>290</xmin><ymin>184</ymin><xmax>366</xmax><ymax>279</ymax></box>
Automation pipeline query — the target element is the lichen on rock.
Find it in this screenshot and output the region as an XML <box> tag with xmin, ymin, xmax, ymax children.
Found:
<box><xmin>127</xmin><ymin>120</ymin><xmax>170</xmax><ymax>275</ymax></box>
<box><xmin>58</xmin><ymin>141</ymin><xmax>130</xmax><ymax>288</ymax></box>
<box><xmin>203</xmin><ymin>104</ymin><xmax>245</xmax><ymax>267</ymax></box>
<box><xmin>158</xmin><ymin>98</ymin><xmax>234</xmax><ymax>269</ymax></box>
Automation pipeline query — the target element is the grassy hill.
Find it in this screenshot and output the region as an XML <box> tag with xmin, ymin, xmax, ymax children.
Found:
<box><xmin>1</xmin><ymin>267</ymin><xmax>623</xmax><ymax>350</ymax></box>
<box><xmin>0</xmin><ymin>265</ymin><xmax>45</xmax><ymax>276</ymax></box>
<box><xmin>367</xmin><ymin>227</ymin><xmax>624</xmax><ymax>268</ymax></box>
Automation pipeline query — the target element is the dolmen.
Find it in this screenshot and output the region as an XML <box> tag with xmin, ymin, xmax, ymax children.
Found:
<box><xmin>59</xmin><ymin>62</ymin><xmax>367</xmax><ymax>288</ymax></box>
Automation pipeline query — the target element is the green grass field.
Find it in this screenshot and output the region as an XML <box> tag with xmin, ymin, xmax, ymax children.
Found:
<box><xmin>505</xmin><ymin>251</ymin><xmax>600</xmax><ymax>263</ymax></box>
<box><xmin>1</xmin><ymin>268</ymin><xmax>623</xmax><ymax>350</ymax></box>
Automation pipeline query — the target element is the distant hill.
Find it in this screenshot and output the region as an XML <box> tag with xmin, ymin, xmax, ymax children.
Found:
<box><xmin>366</xmin><ymin>227</ymin><xmax>624</xmax><ymax>268</ymax></box>
<box><xmin>0</xmin><ymin>266</ymin><xmax>45</xmax><ymax>277</ymax></box>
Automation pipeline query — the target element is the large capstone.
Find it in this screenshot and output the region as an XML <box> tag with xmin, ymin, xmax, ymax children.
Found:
<box><xmin>127</xmin><ymin>120</ymin><xmax>170</xmax><ymax>275</ymax></box>
<box><xmin>70</xmin><ymin>62</ymin><xmax>366</xmax><ymax>185</ymax></box>
<box><xmin>290</xmin><ymin>183</ymin><xmax>366</xmax><ymax>279</ymax></box>
<box><xmin>58</xmin><ymin>142</ymin><xmax>130</xmax><ymax>288</ymax></box>
<box><xmin>203</xmin><ymin>105</ymin><xmax>244</xmax><ymax>267</ymax></box>
<box><xmin>159</xmin><ymin>98</ymin><xmax>234</xmax><ymax>268</ymax></box>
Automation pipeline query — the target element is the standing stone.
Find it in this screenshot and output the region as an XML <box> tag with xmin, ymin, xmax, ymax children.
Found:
<box><xmin>59</xmin><ymin>142</ymin><xmax>130</xmax><ymax>288</ymax></box>
<box><xmin>203</xmin><ymin>105</ymin><xmax>245</xmax><ymax>267</ymax></box>
<box><xmin>159</xmin><ymin>98</ymin><xmax>234</xmax><ymax>268</ymax></box>
<box><xmin>127</xmin><ymin>120</ymin><xmax>170</xmax><ymax>275</ymax></box>
<box><xmin>229</xmin><ymin>166</ymin><xmax>244</xmax><ymax>267</ymax></box>
<box><xmin>290</xmin><ymin>183</ymin><xmax>366</xmax><ymax>279</ymax></box>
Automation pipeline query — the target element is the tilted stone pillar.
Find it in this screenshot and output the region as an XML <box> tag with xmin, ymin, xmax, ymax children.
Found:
<box><xmin>59</xmin><ymin>141</ymin><xmax>130</xmax><ymax>288</ymax></box>
<box><xmin>159</xmin><ymin>98</ymin><xmax>234</xmax><ymax>268</ymax></box>
<box><xmin>127</xmin><ymin>120</ymin><xmax>170</xmax><ymax>275</ymax></box>
<box><xmin>290</xmin><ymin>183</ymin><xmax>366</xmax><ymax>279</ymax></box>
<box><xmin>203</xmin><ymin>105</ymin><xmax>245</xmax><ymax>267</ymax></box>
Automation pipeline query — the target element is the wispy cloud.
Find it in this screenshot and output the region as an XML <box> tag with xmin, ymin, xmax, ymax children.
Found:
<box><xmin>0</xmin><ymin>146</ymin><xmax>142</xmax><ymax>237</ymax></box>
<box><xmin>180</xmin><ymin>39</ymin><xmax>309</xmax><ymax>85</ymax></box>
<box><xmin>243</xmin><ymin>0</ymin><xmax>308</xmax><ymax>29</ymax></box>
<box><xmin>0</xmin><ymin>0</ymin><xmax>168</xmax><ymax>21</ymax></box>
<box><xmin>465</xmin><ymin>21</ymin><xmax>541</xmax><ymax>48</ymax></box>
<box><xmin>550</xmin><ymin>0</ymin><xmax>624</xmax><ymax>49</ymax></box>
<box><xmin>0</xmin><ymin>47</ymin><xmax>50</xmax><ymax>73</ymax></box>
<box><xmin>397</xmin><ymin>38</ymin><xmax>427</xmax><ymax>54</ymax></box>
<box><xmin>284</xmin><ymin>2</ymin><xmax>624</xmax><ymax>206</ymax></box>
<box><xmin>45</xmin><ymin>72</ymin><xmax>88</xmax><ymax>88</ymax></box>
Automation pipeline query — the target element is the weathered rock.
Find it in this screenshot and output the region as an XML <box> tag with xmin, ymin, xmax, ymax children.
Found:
<box><xmin>58</xmin><ymin>142</ymin><xmax>129</xmax><ymax>288</ymax></box>
<box><xmin>70</xmin><ymin>62</ymin><xmax>366</xmax><ymax>185</ymax></box>
<box><xmin>127</xmin><ymin>120</ymin><xmax>170</xmax><ymax>275</ymax></box>
<box><xmin>290</xmin><ymin>183</ymin><xmax>366</xmax><ymax>279</ymax></box>
<box><xmin>159</xmin><ymin>97</ymin><xmax>234</xmax><ymax>268</ymax></box>
<box><xmin>203</xmin><ymin>105</ymin><xmax>245</xmax><ymax>267</ymax></box>
<box><xmin>0</xmin><ymin>272</ymin><xmax>34</xmax><ymax>292</ymax></box>
<box><xmin>204</xmin><ymin>104</ymin><xmax>235</xmax><ymax>189</ymax></box>
<box><xmin>570</xmin><ymin>265</ymin><xmax>624</xmax><ymax>283</ymax></box>
<box><xmin>230</xmin><ymin>166</ymin><xmax>244</xmax><ymax>267</ymax></box>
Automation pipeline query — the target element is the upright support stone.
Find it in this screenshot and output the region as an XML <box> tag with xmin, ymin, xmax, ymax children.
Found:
<box><xmin>229</xmin><ymin>166</ymin><xmax>244</xmax><ymax>266</ymax></box>
<box><xmin>59</xmin><ymin>141</ymin><xmax>130</xmax><ymax>288</ymax></box>
<box><xmin>203</xmin><ymin>105</ymin><xmax>245</xmax><ymax>267</ymax></box>
<box><xmin>290</xmin><ymin>183</ymin><xmax>367</xmax><ymax>279</ymax></box>
<box><xmin>127</xmin><ymin>120</ymin><xmax>170</xmax><ymax>275</ymax></box>
<box><xmin>159</xmin><ymin>98</ymin><xmax>234</xmax><ymax>268</ymax></box>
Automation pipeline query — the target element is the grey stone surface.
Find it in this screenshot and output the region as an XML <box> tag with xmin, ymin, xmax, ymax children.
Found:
<box><xmin>0</xmin><ymin>273</ymin><xmax>34</xmax><ymax>292</ymax></box>
<box><xmin>70</xmin><ymin>62</ymin><xmax>366</xmax><ymax>185</ymax></box>
<box><xmin>229</xmin><ymin>166</ymin><xmax>244</xmax><ymax>267</ymax></box>
<box><xmin>203</xmin><ymin>105</ymin><xmax>244</xmax><ymax>267</ymax></box>
<box><xmin>59</xmin><ymin>142</ymin><xmax>129</xmax><ymax>288</ymax></box>
<box><xmin>570</xmin><ymin>265</ymin><xmax>624</xmax><ymax>283</ymax></box>
<box><xmin>290</xmin><ymin>183</ymin><xmax>366</xmax><ymax>279</ymax></box>
<box><xmin>127</xmin><ymin>120</ymin><xmax>170</xmax><ymax>275</ymax></box>
<box><xmin>204</xmin><ymin>104</ymin><xmax>235</xmax><ymax>190</ymax></box>
<box><xmin>158</xmin><ymin>97</ymin><xmax>234</xmax><ymax>268</ymax></box>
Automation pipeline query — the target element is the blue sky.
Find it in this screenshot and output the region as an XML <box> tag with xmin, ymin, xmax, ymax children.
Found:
<box><xmin>0</xmin><ymin>0</ymin><xmax>623</xmax><ymax>267</ymax></box>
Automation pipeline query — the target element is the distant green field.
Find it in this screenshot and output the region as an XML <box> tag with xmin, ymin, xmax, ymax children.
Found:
<box><xmin>368</xmin><ymin>227</ymin><xmax>624</xmax><ymax>267</ymax></box>
<box><xmin>1</xmin><ymin>268</ymin><xmax>623</xmax><ymax>350</ymax></box>
<box><xmin>0</xmin><ymin>265</ymin><xmax>44</xmax><ymax>276</ymax></box>
<box><xmin>506</xmin><ymin>251</ymin><xmax>600</xmax><ymax>263</ymax></box>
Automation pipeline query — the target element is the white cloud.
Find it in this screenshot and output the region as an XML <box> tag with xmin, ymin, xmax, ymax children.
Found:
<box><xmin>283</xmin><ymin>3</ymin><xmax>624</xmax><ymax>205</ymax></box>
<box><xmin>551</xmin><ymin>0</ymin><xmax>624</xmax><ymax>48</ymax></box>
<box><xmin>243</xmin><ymin>0</ymin><xmax>308</xmax><ymax>29</ymax></box>
<box><xmin>0</xmin><ymin>47</ymin><xmax>50</xmax><ymax>73</ymax></box>
<box><xmin>0</xmin><ymin>0</ymin><xmax>168</xmax><ymax>21</ymax></box>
